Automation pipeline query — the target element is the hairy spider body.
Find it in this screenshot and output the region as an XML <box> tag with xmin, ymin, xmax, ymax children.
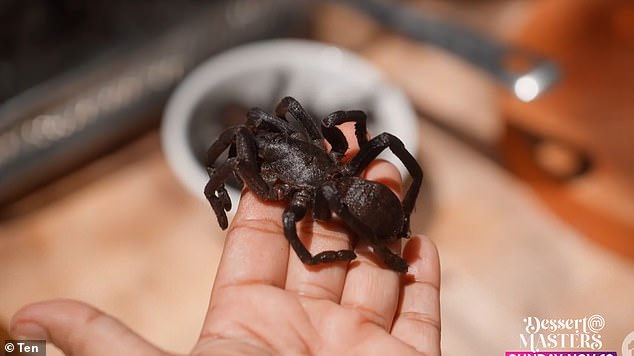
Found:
<box><xmin>259</xmin><ymin>137</ymin><xmax>337</xmax><ymax>188</ymax></box>
<box><xmin>204</xmin><ymin>97</ymin><xmax>422</xmax><ymax>273</ymax></box>
<box><xmin>333</xmin><ymin>177</ymin><xmax>404</xmax><ymax>238</ymax></box>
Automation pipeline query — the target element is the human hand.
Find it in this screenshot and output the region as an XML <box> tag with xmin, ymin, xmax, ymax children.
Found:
<box><xmin>10</xmin><ymin>150</ymin><xmax>440</xmax><ymax>356</ymax></box>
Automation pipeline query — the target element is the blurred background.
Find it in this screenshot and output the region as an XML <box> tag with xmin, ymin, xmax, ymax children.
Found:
<box><xmin>1</xmin><ymin>0</ymin><xmax>633</xmax><ymax>354</ymax></box>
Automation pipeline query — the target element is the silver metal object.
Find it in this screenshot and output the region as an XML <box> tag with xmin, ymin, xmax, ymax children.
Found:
<box><xmin>341</xmin><ymin>0</ymin><xmax>558</xmax><ymax>102</ymax></box>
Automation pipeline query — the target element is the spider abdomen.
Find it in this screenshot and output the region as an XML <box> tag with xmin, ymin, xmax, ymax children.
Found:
<box><xmin>337</xmin><ymin>177</ymin><xmax>404</xmax><ymax>241</ymax></box>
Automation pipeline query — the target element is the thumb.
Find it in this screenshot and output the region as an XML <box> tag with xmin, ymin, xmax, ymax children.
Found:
<box><xmin>10</xmin><ymin>299</ymin><xmax>168</xmax><ymax>356</ymax></box>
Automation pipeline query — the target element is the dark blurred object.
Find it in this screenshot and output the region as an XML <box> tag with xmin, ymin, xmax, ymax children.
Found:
<box><xmin>0</xmin><ymin>0</ymin><xmax>204</xmax><ymax>102</ymax></box>
<box><xmin>0</xmin><ymin>0</ymin><xmax>309</xmax><ymax>206</ymax></box>
<box><xmin>500</xmin><ymin>0</ymin><xmax>634</xmax><ymax>259</ymax></box>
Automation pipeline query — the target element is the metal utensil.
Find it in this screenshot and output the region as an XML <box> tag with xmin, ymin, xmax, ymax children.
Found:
<box><xmin>341</xmin><ymin>0</ymin><xmax>558</xmax><ymax>102</ymax></box>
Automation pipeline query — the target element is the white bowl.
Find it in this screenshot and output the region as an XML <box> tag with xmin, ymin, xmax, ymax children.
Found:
<box><xmin>161</xmin><ymin>39</ymin><xmax>418</xmax><ymax>214</ymax></box>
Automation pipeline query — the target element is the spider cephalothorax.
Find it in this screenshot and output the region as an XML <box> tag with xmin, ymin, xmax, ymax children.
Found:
<box><xmin>204</xmin><ymin>96</ymin><xmax>422</xmax><ymax>273</ymax></box>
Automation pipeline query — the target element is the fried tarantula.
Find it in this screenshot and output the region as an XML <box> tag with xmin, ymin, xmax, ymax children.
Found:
<box><xmin>204</xmin><ymin>96</ymin><xmax>422</xmax><ymax>273</ymax></box>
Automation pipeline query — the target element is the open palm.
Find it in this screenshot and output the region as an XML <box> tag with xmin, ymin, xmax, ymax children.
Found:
<box><xmin>11</xmin><ymin>157</ymin><xmax>440</xmax><ymax>356</ymax></box>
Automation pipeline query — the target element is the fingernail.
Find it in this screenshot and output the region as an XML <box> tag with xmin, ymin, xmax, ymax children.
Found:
<box><xmin>12</xmin><ymin>322</ymin><xmax>49</xmax><ymax>340</ymax></box>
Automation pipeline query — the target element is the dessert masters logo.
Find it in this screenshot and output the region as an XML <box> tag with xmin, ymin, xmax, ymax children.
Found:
<box><xmin>519</xmin><ymin>314</ymin><xmax>605</xmax><ymax>352</ymax></box>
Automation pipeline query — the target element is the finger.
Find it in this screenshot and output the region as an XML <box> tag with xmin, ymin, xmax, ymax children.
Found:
<box><xmin>210</xmin><ymin>191</ymin><xmax>290</xmax><ymax>294</ymax></box>
<box><xmin>339</xmin><ymin>160</ymin><xmax>404</xmax><ymax>331</ymax></box>
<box><xmin>284</xmin><ymin>219</ymin><xmax>353</xmax><ymax>302</ymax></box>
<box><xmin>10</xmin><ymin>299</ymin><xmax>166</xmax><ymax>356</ymax></box>
<box><xmin>284</xmin><ymin>122</ymin><xmax>361</xmax><ymax>302</ymax></box>
<box><xmin>204</xmin><ymin>190</ymin><xmax>291</xmax><ymax>339</ymax></box>
<box><xmin>391</xmin><ymin>235</ymin><xmax>441</xmax><ymax>355</ymax></box>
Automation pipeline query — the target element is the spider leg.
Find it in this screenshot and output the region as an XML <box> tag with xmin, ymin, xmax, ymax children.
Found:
<box><xmin>232</xmin><ymin>127</ymin><xmax>277</xmax><ymax>201</ymax></box>
<box><xmin>206</xmin><ymin>126</ymin><xmax>240</xmax><ymax>168</ymax></box>
<box><xmin>204</xmin><ymin>158</ymin><xmax>237</xmax><ymax>229</ymax></box>
<box><xmin>246</xmin><ymin>107</ymin><xmax>293</xmax><ymax>134</ymax></box>
<box><xmin>204</xmin><ymin>126</ymin><xmax>277</xmax><ymax>228</ymax></box>
<box><xmin>345</xmin><ymin>133</ymin><xmax>423</xmax><ymax>235</ymax></box>
<box><xmin>275</xmin><ymin>96</ymin><xmax>324</xmax><ymax>147</ymax></box>
<box><xmin>205</xmin><ymin>126</ymin><xmax>243</xmax><ymax>217</ymax></box>
<box><xmin>320</xmin><ymin>182</ymin><xmax>408</xmax><ymax>273</ymax></box>
<box><xmin>283</xmin><ymin>191</ymin><xmax>357</xmax><ymax>266</ymax></box>
<box><xmin>220</xmin><ymin>143</ymin><xmax>244</xmax><ymax>192</ymax></box>
<box><xmin>321</xmin><ymin>110</ymin><xmax>369</xmax><ymax>160</ymax></box>
<box><xmin>312</xmin><ymin>189</ymin><xmax>332</xmax><ymax>221</ymax></box>
<box><xmin>374</xmin><ymin>246</ymin><xmax>409</xmax><ymax>274</ymax></box>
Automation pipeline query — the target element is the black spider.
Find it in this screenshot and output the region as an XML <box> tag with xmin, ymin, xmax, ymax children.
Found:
<box><xmin>204</xmin><ymin>97</ymin><xmax>423</xmax><ymax>273</ymax></box>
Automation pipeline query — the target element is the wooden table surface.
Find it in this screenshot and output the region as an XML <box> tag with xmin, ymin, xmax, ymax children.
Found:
<box><xmin>2</xmin><ymin>2</ymin><xmax>634</xmax><ymax>355</ymax></box>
